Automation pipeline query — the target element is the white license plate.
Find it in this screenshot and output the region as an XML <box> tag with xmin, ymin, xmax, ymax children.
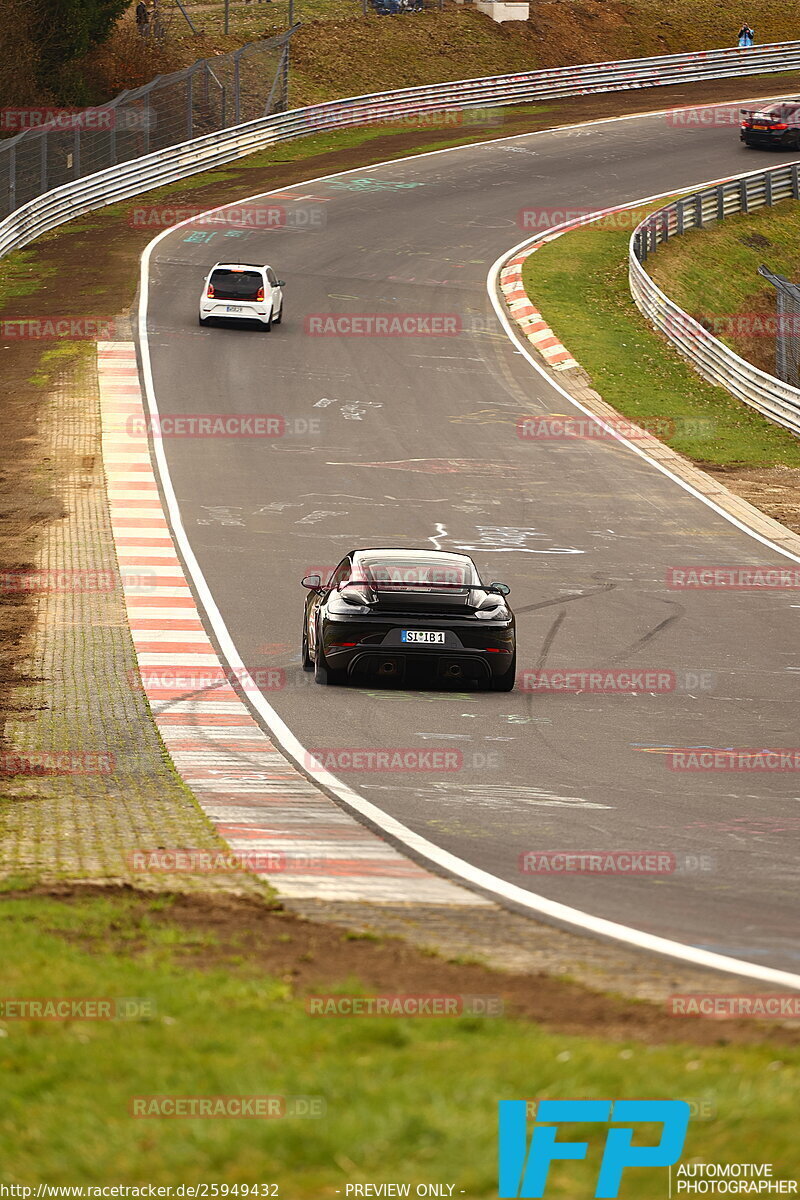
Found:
<box><xmin>402</xmin><ymin>630</ymin><xmax>445</xmax><ymax>644</ymax></box>
<box><xmin>226</xmin><ymin>305</ymin><xmax>244</xmax><ymax>313</ymax></box>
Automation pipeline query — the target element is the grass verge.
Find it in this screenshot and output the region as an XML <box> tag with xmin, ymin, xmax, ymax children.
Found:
<box><xmin>0</xmin><ymin>890</ymin><xmax>799</xmax><ymax>1192</ymax></box>
<box><xmin>521</xmin><ymin>207</ymin><xmax>800</xmax><ymax>468</ymax></box>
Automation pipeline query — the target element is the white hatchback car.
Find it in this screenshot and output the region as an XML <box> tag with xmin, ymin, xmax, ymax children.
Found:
<box><xmin>198</xmin><ymin>262</ymin><xmax>284</xmax><ymax>330</ymax></box>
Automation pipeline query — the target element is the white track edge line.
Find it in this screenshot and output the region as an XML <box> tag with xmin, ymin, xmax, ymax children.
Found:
<box><xmin>137</xmin><ymin>108</ymin><xmax>800</xmax><ymax>989</ymax></box>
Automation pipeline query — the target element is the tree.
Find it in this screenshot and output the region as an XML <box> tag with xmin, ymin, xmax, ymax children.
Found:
<box><xmin>28</xmin><ymin>0</ymin><xmax>129</xmax><ymax>87</ymax></box>
<box><xmin>0</xmin><ymin>0</ymin><xmax>41</xmax><ymax>105</ymax></box>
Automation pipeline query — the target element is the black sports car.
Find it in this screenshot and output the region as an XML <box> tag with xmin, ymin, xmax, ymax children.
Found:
<box><xmin>301</xmin><ymin>548</ymin><xmax>516</xmax><ymax>690</ymax></box>
<box><xmin>740</xmin><ymin>103</ymin><xmax>800</xmax><ymax>149</ymax></box>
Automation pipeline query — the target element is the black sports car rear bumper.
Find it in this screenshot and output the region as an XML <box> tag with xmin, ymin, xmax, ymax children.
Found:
<box><xmin>321</xmin><ymin>617</ymin><xmax>515</xmax><ymax>682</ymax></box>
<box><xmin>740</xmin><ymin>130</ymin><xmax>798</xmax><ymax>147</ymax></box>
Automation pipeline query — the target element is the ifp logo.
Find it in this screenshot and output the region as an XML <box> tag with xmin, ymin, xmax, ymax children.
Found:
<box><xmin>498</xmin><ymin>1099</ymin><xmax>690</xmax><ymax>1197</ymax></box>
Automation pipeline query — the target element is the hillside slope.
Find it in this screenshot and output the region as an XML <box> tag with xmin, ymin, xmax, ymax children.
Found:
<box><xmin>29</xmin><ymin>0</ymin><xmax>800</xmax><ymax>109</ymax></box>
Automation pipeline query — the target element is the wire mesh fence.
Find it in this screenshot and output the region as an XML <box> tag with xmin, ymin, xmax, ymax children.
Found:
<box><xmin>0</xmin><ymin>28</ymin><xmax>296</xmax><ymax>221</ymax></box>
<box><xmin>757</xmin><ymin>264</ymin><xmax>800</xmax><ymax>388</ymax></box>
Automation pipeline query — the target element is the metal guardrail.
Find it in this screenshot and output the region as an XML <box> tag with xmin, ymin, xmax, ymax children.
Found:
<box><xmin>630</xmin><ymin>162</ymin><xmax>800</xmax><ymax>437</ymax></box>
<box><xmin>3</xmin><ymin>40</ymin><xmax>800</xmax><ymax>262</ymax></box>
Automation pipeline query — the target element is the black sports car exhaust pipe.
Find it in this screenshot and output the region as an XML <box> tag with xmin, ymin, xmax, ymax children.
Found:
<box><xmin>444</xmin><ymin>663</ymin><xmax>463</xmax><ymax>678</ymax></box>
<box><xmin>378</xmin><ymin>661</ymin><xmax>398</xmax><ymax>675</ymax></box>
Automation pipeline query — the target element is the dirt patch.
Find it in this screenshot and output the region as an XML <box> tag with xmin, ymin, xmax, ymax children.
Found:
<box><xmin>9</xmin><ymin>883</ymin><xmax>799</xmax><ymax>1044</ymax></box>
<box><xmin>703</xmin><ymin>464</ymin><xmax>800</xmax><ymax>533</ymax></box>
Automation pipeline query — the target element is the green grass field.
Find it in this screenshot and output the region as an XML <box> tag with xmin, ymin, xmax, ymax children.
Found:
<box><xmin>0</xmin><ymin>891</ymin><xmax>798</xmax><ymax>1194</ymax></box>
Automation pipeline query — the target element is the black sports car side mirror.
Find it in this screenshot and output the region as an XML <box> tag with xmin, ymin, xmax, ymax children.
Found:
<box><xmin>302</xmin><ymin>573</ymin><xmax>322</xmax><ymax>589</ymax></box>
<box><xmin>488</xmin><ymin>582</ymin><xmax>511</xmax><ymax>595</ymax></box>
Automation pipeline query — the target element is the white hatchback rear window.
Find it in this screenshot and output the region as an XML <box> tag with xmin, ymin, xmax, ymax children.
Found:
<box><xmin>209</xmin><ymin>270</ymin><xmax>263</xmax><ymax>300</ymax></box>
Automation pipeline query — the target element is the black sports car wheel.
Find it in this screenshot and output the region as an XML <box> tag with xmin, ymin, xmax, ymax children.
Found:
<box><xmin>490</xmin><ymin>651</ymin><xmax>516</xmax><ymax>692</ymax></box>
<box><xmin>301</xmin><ymin>623</ymin><xmax>313</xmax><ymax>672</ymax></box>
<box><xmin>314</xmin><ymin>651</ymin><xmax>347</xmax><ymax>686</ymax></box>
<box><xmin>313</xmin><ymin>636</ymin><xmax>347</xmax><ymax>685</ymax></box>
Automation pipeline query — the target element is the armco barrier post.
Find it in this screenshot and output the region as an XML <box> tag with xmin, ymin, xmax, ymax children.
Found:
<box><xmin>7</xmin><ymin>145</ymin><xmax>15</xmax><ymax>216</ymax></box>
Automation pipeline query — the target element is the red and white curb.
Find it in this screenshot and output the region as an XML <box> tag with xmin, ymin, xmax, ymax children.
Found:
<box><xmin>98</xmin><ymin>342</ymin><xmax>486</xmax><ymax>906</ymax></box>
<box><xmin>500</xmin><ymin>248</ymin><xmax>579</xmax><ymax>372</ymax></box>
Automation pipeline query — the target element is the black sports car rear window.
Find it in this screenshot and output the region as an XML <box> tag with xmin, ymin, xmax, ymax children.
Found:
<box><xmin>355</xmin><ymin>556</ymin><xmax>478</xmax><ymax>587</ymax></box>
<box><xmin>209</xmin><ymin>270</ymin><xmax>263</xmax><ymax>301</ymax></box>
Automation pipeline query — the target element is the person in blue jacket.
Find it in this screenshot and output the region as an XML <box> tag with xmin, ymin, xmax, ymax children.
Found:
<box><xmin>737</xmin><ymin>23</ymin><xmax>755</xmax><ymax>46</ymax></box>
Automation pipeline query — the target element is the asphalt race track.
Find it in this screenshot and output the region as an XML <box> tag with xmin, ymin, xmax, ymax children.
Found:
<box><xmin>140</xmin><ymin>104</ymin><xmax>800</xmax><ymax>974</ymax></box>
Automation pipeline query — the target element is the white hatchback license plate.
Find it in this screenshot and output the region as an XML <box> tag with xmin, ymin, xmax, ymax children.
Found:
<box><xmin>226</xmin><ymin>305</ymin><xmax>244</xmax><ymax>313</ymax></box>
<box><xmin>401</xmin><ymin>630</ymin><xmax>445</xmax><ymax>644</ymax></box>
